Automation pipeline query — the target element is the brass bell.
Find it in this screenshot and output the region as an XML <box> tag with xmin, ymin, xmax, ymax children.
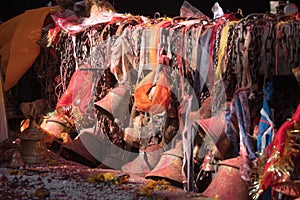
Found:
<box><xmin>195</xmin><ymin>151</ymin><xmax>215</xmax><ymax>192</ymax></box>
<box><xmin>19</xmin><ymin>117</ymin><xmax>49</xmax><ymax>164</ymax></box>
<box><xmin>196</xmin><ymin>112</ymin><xmax>232</xmax><ymax>160</ymax></box>
<box><xmin>188</xmin><ymin>96</ymin><xmax>212</xmax><ymax>126</ymax></box>
<box><xmin>201</xmin><ymin>156</ymin><xmax>251</xmax><ymax>200</ymax></box>
<box><xmin>121</xmin><ymin>144</ymin><xmax>163</xmax><ymax>175</ymax></box>
<box><xmin>98</xmin><ymin>148</ymin><xmax>137</xmax><ymax>170</ymax></box>
<box><xmin>94</xmin><ymin>83</ymin><xmax>132</xmax><ymax>126</ymax></box>
<box><xmin>144</xmin><ymin>144</ymin><xmax>164</xmax><ymax>169</ymax></box>
<box><xmin>201</xmin><ymin>151</ymin><xmax>215</xmax><ymax>172</ymax></box>
<box><xmin>121</xmin><ymin>152</ymin><xmax>151</xmax><ymax>176</ymax></box>
<box><xmin>40</xmin><ymin>115</ymin><xmax>68</xmax><ymax>140</ymax></box>
<box><xmin>145</xmin><ymin>141</ymin><xmax>184</xmax><ymax>187</ymax></box>
<box><xmin>60</xmin><ymin>132</ymin><xmax>104</xmax><ymax>168</ymax></box>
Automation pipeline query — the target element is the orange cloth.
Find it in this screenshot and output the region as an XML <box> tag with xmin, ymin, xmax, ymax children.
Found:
<box><xmin>0</xmin><ymin>6</ymin><xmax>60</xmax><ymax>91</ymax></box>
<box><xmin>134</xmin><ymin>70</ymin><xmax>171</xmax><ymax>114</ymax></box>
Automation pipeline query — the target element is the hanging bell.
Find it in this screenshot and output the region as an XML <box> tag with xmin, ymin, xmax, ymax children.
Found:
<box><xmin>19</xmin><ymin>117</ymin><xmax>49</xmax><ymax>164</ymax></box>
<box><xmin>145</xmin><ymin>141</ymin><xmax>184</xmax><ymax>187</ymax></box>
<box><xmin>60</xmin><ymin>132</ymin><xmax>105</xmax><ymax>168</ymax></box>
<box><xmin>40</xmin><ymin>115</ymin><xmax>69</xmax><ymax>140</ymax></box>
<box><xmin>188</xmin><ymin>96</ymin><xmax>212</xmax><ymax>126</ymax></box>
<box><xmin>121</xmin><ymin>144</ymin><xmax>163</xmax><ymax>175</ymax></box>
<box><xmin>94</xmin><ymin>83</ymin><xmax>131</xmax><ymax>126</ymax></box>
<box><xmin>98</xmin><ymin>147</ymin><xmax>137</xmax><ymax>170</ymax></box>
<box><xmin>143</xmin><ymin>144</ymin><xmax>164</xmax><ymax>169</ymax></box>
<box><xmin>201</xmin><ymin>156</ymin><xmax>250</xmax><ymax>200</ymax></box>
<box><xmin>124</xmin><ymin>113</ymin><xmax>146</xmax><ymax>149</ymax></box>
<box><xmin>121</xmin><ymin>152</ymin><xmax>151</xmax><ymax>176</ymax></box>
<box><xmin>195</xmin><ymin>151</ymin><xmax>215</xmax><ymax>192</ymax></box>
<box><xmin>196</xmin><ymin>112</ymin><xmax>232</xmax><ymax>160</ymax></box>
<box><xmin>201</xmin><ymin>151</ymin><xmax>215</xmax><ymax>172</ymax></box>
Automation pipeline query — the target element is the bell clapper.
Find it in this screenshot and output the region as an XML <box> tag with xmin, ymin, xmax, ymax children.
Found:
<box><xmin>195</xmin><ymin>150</ymin><xmax>216</xmax><ymax>193</ymax></box>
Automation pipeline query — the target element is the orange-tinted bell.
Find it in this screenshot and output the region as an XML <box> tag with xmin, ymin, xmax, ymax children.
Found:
<box><xmin>60</xmin><ymin>132</ymin><xmax>104</xmax><ymax>168</ymax></box>
<box><xmin>94</xmin><ymin>83</ymin><xmax>131</xmax><ymax>124</ymax></box>
<box><xmin>145</xmin><ymin>141</ymin><xmax>184</xmax><ymax>186</ymax></box>
<box><xmin>196</xmin><ymin>112</ymin><xmax>232</xmax><ymax>160</ymax></box>
<box><xmin>121</xmin><ymin>152</ymin><xmax>151</xmax><ymax>176</ymax></box>
<box><xmin>121</xmin><ymin>144</ymin><xmax>163</xmax><ymax>176</ymax></box>
<box><xmin>201</xmin><ymin>157</ymin><xmax>250</xmax><ymax>200</ymax></box>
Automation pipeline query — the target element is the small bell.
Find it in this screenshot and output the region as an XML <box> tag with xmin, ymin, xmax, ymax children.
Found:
<box><xmin>195</xmin><ymin>151</ymin><xmax>215</xmax><ymax>192</ymax></box>
<box><xmin>201</xmin><ymin>151</ymin><xmax>215</xmax><ymax>172</ymax></box>
<box><xmin>19</xmin><ymin>117</ymin><xmax>49</xmax><ymax>164</ymax></box>
<box><xmin>9</xmin><ymin>150</ymin><xmax>24</xmax><ymax>168</ymax></box>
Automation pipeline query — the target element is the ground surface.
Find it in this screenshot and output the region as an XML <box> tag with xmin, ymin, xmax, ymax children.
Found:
<box><xmin>0</xmin><ymin>149</ymin><xmax>212</xmax><ymax>200</ymax></box>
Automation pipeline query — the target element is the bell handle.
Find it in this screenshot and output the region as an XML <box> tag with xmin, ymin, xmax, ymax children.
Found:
<box><xmin>45</xmin><ymin>119</ymin><xmax>67</xmax><ymax>128</ymax></box>
<box><xmin>27</xmin><ymin>115</ymin><xmax>38</xmax><ymax>128</ymax></box>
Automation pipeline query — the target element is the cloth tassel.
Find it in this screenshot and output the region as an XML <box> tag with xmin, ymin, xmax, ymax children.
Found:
<box><xmin>257</xmin><ymin>82</ymin><xmax>275</xmax><ymax>155</ymax></box>
<box><xmin>181</xmin><ymin>97</ymin><xmax>193</xmax><ymax>189</ymax></box>
<box><xmin>225</xmin><ymin>90</ymin><xmax>256</xmax><ymax>181</ymax></box>
<box><xmin>239</xmin><ymin>139</ymin><xmax>251</xmax><ymax>181</ymax></box>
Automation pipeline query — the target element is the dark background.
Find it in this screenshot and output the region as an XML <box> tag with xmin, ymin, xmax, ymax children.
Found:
<box><xmin>0</xmin><ymin>0</ymin><xmax>299</xmax><ymax>22</ymax></box>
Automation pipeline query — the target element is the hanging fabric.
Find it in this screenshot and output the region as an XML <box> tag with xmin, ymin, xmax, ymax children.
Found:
<box><xmin>256</xmin><ymin>82</ymin><xmax>275</xmax><ymax>155</ymax></box>
<box><xmin>56</xmin><ymin>67</ymin><xmax>93</xmax><ymax>116</ymax></box>
<box><xmin>193</xmin><ymin>26</ymin><xmax>213</xmax><ymax>98</ymax></box>
<box><xmin>134</xmin><ymin>68</ymin><xmax>171</xmax><ymax>115</ymax></box>
<box><xmin>250</xmin><ymin>104</ymin><xmax>300</xmax><ymax>200</ymax></box>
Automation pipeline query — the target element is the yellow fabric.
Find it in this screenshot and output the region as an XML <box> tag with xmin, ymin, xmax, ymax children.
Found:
<box><xmin>215</xmin><ymin>20</ymin><xmax>238</xmax><ymax>81</ymax></box>
<box><xmin>0</xmin><ymin>6</ymin><xmax>60</xmax><ymax>91</ymax></box>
